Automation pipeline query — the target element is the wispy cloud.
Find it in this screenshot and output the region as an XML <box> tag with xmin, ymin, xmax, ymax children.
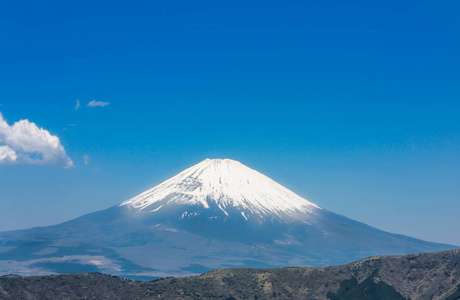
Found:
<box><xmin>84</xmin><ymin>154</ymin><xmax>90</xmax><ymax>165</ymax></box>
<box><xmin>0</xmin><ymin>112</ymin><xmax>74</xmax><ymax>168</ymax></box>
<box><xmin>74</xmin><ymin>100</ymin><xmax>81</xmax><ymax>110</ymax></box>
<box><xmin>87</xmin><ymin>100</ymin><xmax>109</xmax><ymax>107</ymax></box>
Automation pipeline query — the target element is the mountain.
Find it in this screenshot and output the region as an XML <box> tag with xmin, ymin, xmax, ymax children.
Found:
<box><xmin>1</xmin><ymin>249</ymin><xmax>460</xmax><ymax>300</ymax></box>
<box><xmin>0</xmin><ymin>158</ymin><xmax>456</xmax><ymax>280</ymax></box>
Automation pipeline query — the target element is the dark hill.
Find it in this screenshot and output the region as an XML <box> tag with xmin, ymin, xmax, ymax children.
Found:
<box><xmin>1</xmin><ymin>249</ymin><xmax>459</xmax><ymax>300</ymax></box>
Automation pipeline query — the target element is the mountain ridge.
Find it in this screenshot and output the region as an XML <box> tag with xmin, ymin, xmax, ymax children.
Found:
<box><xmin>1</xmin><ymin>248</ymin><xmax>460</xmax><ymax>300</ymax></box>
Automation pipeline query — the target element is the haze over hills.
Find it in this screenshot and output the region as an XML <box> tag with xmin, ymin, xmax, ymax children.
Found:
<box><xmin>0</xmin><ymin>159</ymin><xmax>456</xmax><ymax>280</ymax></box>
<box><xmin>1</xmin><ymin>249</ymin><xmax>460</xmax><ymax>300</ymax></box>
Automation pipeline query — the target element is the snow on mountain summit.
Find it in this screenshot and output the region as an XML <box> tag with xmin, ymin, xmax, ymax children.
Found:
<box><xmin>121</xmin><ymin>158</ymin><xmax>320</xmax><ymax>218</ymax></box>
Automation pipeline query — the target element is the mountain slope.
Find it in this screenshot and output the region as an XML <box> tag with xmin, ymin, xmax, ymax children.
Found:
<box><xmin>1</xmin><ymin>249</ymin><xmax>460</xmax><ymax>300</ymax></box>
<box><xmin>0</xmin><ymin>159</ymin><xmax>456</xmax><ymax>279</ymax></box>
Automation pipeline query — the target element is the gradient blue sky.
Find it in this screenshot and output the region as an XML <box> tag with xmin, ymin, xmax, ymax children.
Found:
<box><xmin>0</xmin><ymin>0</ymin><xmax>459</xmax><ymax>245</ymax></box>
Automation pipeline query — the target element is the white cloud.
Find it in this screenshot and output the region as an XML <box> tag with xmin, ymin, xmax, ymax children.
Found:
<box><xmin>84</xmin><ymin>154</ymin><xmax>90</xmax><ymax>165</ymax></box>
<box><xmin>0</xmin><ymin>112</ymin><xmax>74</xmax><ymax>168</ymax></box>
<box><xmin>87</xmin><ymin>100</ymin><xmax>109</xmax><ymax>107</ymax></box>
<box><xmin>0</xmin><ymin>145</ymin><xmax>17</xmax><ymax>163</ymax></box>
<box><xmin>74</xmin><ymin>100</ymin><xmax>81</xmax><ymax>110</ymax></box>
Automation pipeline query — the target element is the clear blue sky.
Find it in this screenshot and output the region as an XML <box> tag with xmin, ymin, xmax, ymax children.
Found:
<box><xmin>0</xmin><ymin>0</ymin><xmax>459</xmax><ymax>245</ymax></box>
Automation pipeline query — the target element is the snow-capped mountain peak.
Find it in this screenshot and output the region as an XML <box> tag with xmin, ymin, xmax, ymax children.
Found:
<box><xmin>2</xmin><ymin>158</ymin><xmax>455</xmax><ymax>280</ymax></box>
<box><xmin>120</xmin><ymin>158</ymin><xmax>320</xmax><ymax>218</ymax></box>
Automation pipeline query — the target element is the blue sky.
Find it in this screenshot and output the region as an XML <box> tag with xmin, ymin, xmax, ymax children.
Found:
<box><xmin>0</xmin><ymin>0</ymin><xmax>459</xmax><ymax>245</ymax></box>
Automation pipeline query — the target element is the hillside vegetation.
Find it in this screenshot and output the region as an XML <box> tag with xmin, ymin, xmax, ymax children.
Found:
<box><xmin>1</xmin><ymin>249</ymin><xmax>459</xmax><ymax>300</ymax></box>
